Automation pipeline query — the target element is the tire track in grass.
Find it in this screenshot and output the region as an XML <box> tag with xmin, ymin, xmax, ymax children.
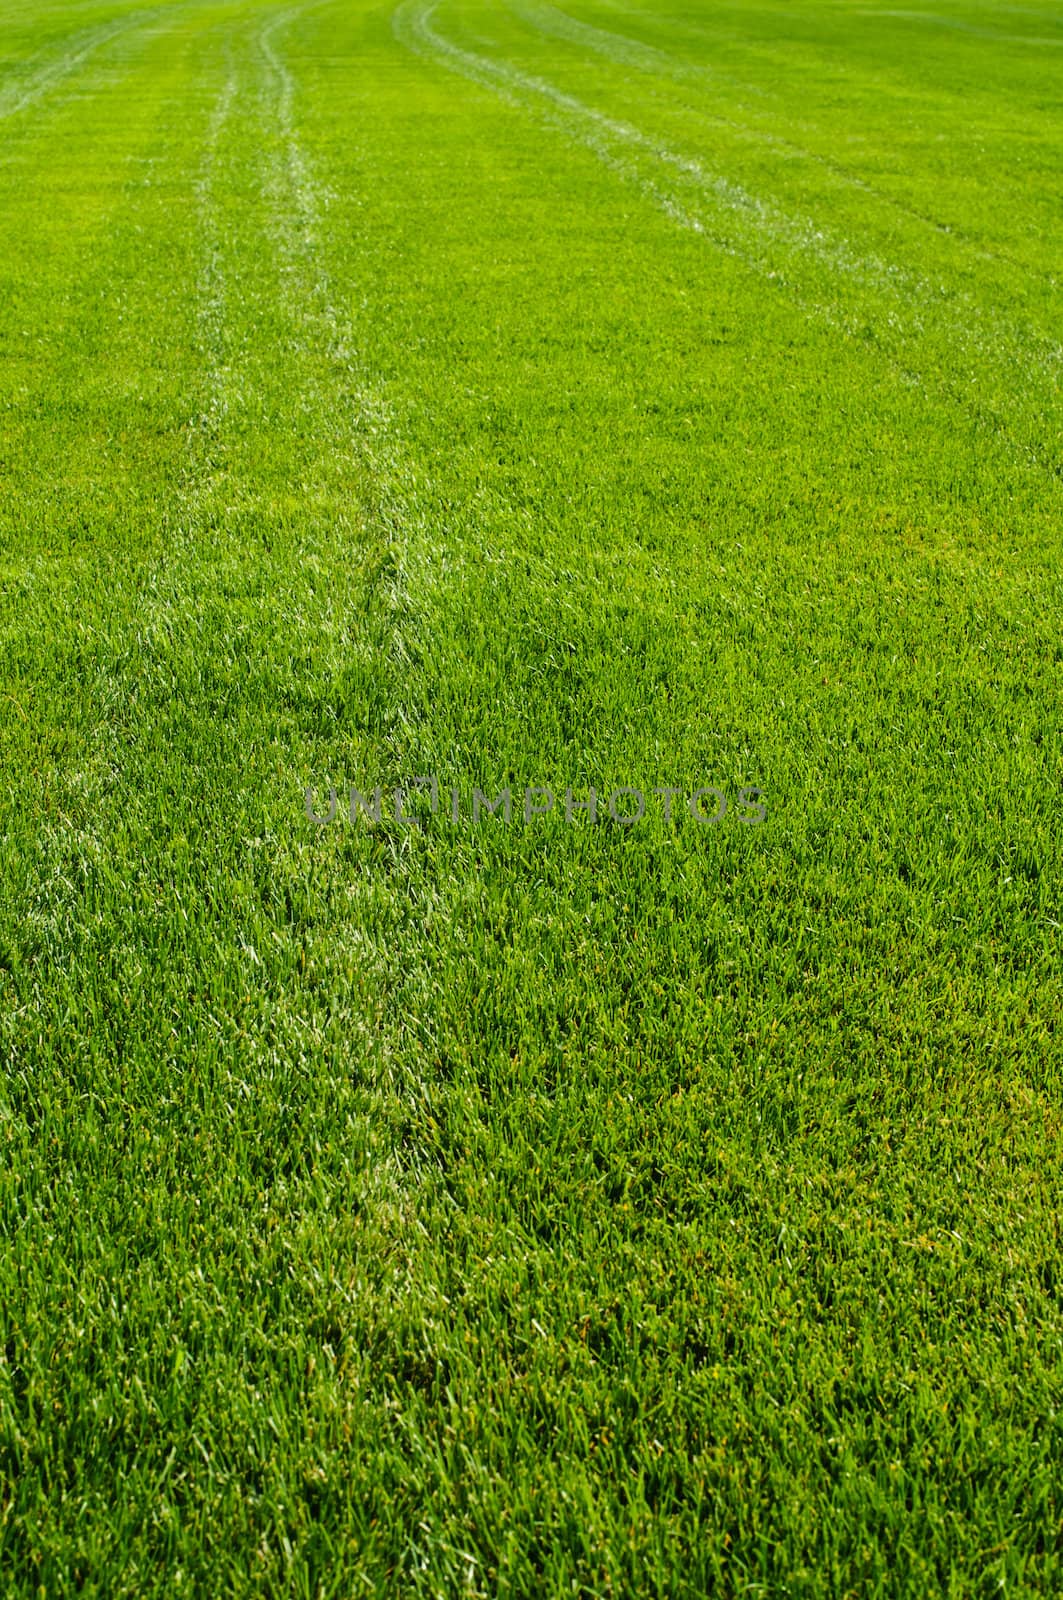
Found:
<box><xmin>393</xmin><ymin>0</ymin><xmax>1062</xmax><ymax>483</ymax></box>
<box><xmin>249</xmin><ymin>0</ymin><xmax>468</xmax><ymax>1427</ymax></box>
<box><xmin>0</xmin><ymin>8</ymin><xmax>436</xmax><ymax>1557</ymax></box>
<box><xmin>1</xmin><ymin>12</ymin><xmax>455</xmax><ymax>1560</ymax></box>
<box><xmin>505</xmin><ymin>0</ymin><xmax>764</xmax><ymax>93</ymax></box>
<box><xmin>0</xmin><ymin>6</ymin><xmax>172</xmax><ymax>122</ymax></box>
<box><xmin>139</xmin><ymin>15</ymin><xmax>410</xmax><ymax>1076</ymax></box>
<box><xmin>0</xmin><ymin>15</ymin><xmax>413</xmax><ymax>1575</ymax></box>
<box><xmin>391</xmin><ymin>0</ymin><xmax>797</xmax><ymax>267</ymax></box>
<box><xmin>255</xmin><ymin>4</ymin><xmax>428</xmax><ymax>697</ymax></box>
<box><xmin>60</xmin><ymin>0</ymin><xmax>452</xmax><ymax>1102</ymax></box>
<box><xmin>504</xmin><ymin>0</ymin><xmax>1051</xmax><ymax>280</ymax></box>
<box><xmin>1</xmin><ymin>1</ymin><xmax>436</xmax><ymax>1153</ymax></box>
<box><xmin>173</xmin><ymin>3</ymin><xmax>449</xmax><ymax>1243</ymax></box>
<box><xmin>253</xmin><ymin>5</ymin><xmax>448</xmax><ymax>808</ymax></box>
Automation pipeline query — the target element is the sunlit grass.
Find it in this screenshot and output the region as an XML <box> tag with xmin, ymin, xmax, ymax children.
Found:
<box><xmin>1</xmin><ymin>0</ymin><xmax>1061</xmax><ymax>1593</ymax></box>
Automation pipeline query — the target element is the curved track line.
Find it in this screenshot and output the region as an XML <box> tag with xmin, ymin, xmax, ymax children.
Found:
<box><xmin>503</xmin><ymin>0</ymin><xmax>1047</xmax><ymax>278</ymax></box>
<box><xmin>392</xmin><ymin>0</ymin><xmax>1061</xmax><ymax>477</ymax></box>
<box><xmin>0</xmin><ymin>10</ymin><xmax>168</xmax><ymax>122</ymax></box>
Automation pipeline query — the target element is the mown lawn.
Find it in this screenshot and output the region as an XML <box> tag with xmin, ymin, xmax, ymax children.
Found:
<box><xmin>1</xmin><ymin>0</ymin><xmax>1061</xmax><ymax>1593</ymax></box>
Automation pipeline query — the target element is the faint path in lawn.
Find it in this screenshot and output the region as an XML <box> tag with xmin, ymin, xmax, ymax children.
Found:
<box><xmin>503</xmin><ymin>0</ymin><xmax>1050</xmax><ymax>281</ymax></box>
<box><xmin>187</xmin><ymin>55</ymin><xmax>238</xmax><ymax>505</ymax></box>
<box><xmin>254</xmin><ymin>4</ymin><xmax>431</xmax><ymax>714</ymax></box>
<box><xmin>175</xmin><ymin>5</ymin><xmax>430</xmax><ymax>885</ymax></box>
<box><xmin>0</xmin><ymin>8</ymin><xmax>169</xmax><ymax>122</ymax></box>
<box><xmin>251</xmin><ymin>0</ymin><xmax>456</xmax><ymax>1290</ymax></box>
<box><xmin>10</xmin><ymin>0</ymin><xmax>450</xmax><ymax>1277</ymax></box>
<box><xmin>393</xmin><ymin>0</ymin><xmax>1061</xmax><ymax>482</ymax></box>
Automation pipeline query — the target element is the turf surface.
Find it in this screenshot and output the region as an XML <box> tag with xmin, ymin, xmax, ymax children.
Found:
<box><xmin>1</xmin><ymin>0</ymin><xmax>1062</xmax><ymax>1593</ymax></box>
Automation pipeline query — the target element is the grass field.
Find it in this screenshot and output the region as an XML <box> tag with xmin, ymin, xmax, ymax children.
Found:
<box><xmin>1</xmin><ymin>0</ymin><xmax>1062</xmax><ymax>1593</ymax></box>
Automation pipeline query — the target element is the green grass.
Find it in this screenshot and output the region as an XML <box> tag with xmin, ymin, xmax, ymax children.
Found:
<box><xmin>1</xmin><ymin>0</ymin><xmax>1062</xmax><ymax>1593</ymax></box>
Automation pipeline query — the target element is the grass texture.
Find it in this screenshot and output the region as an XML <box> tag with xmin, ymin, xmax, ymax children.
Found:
<box><xmin>1</xmin><ymin>0</ymin><xmax>1062</xmax><ymax>1593</ymax></box>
